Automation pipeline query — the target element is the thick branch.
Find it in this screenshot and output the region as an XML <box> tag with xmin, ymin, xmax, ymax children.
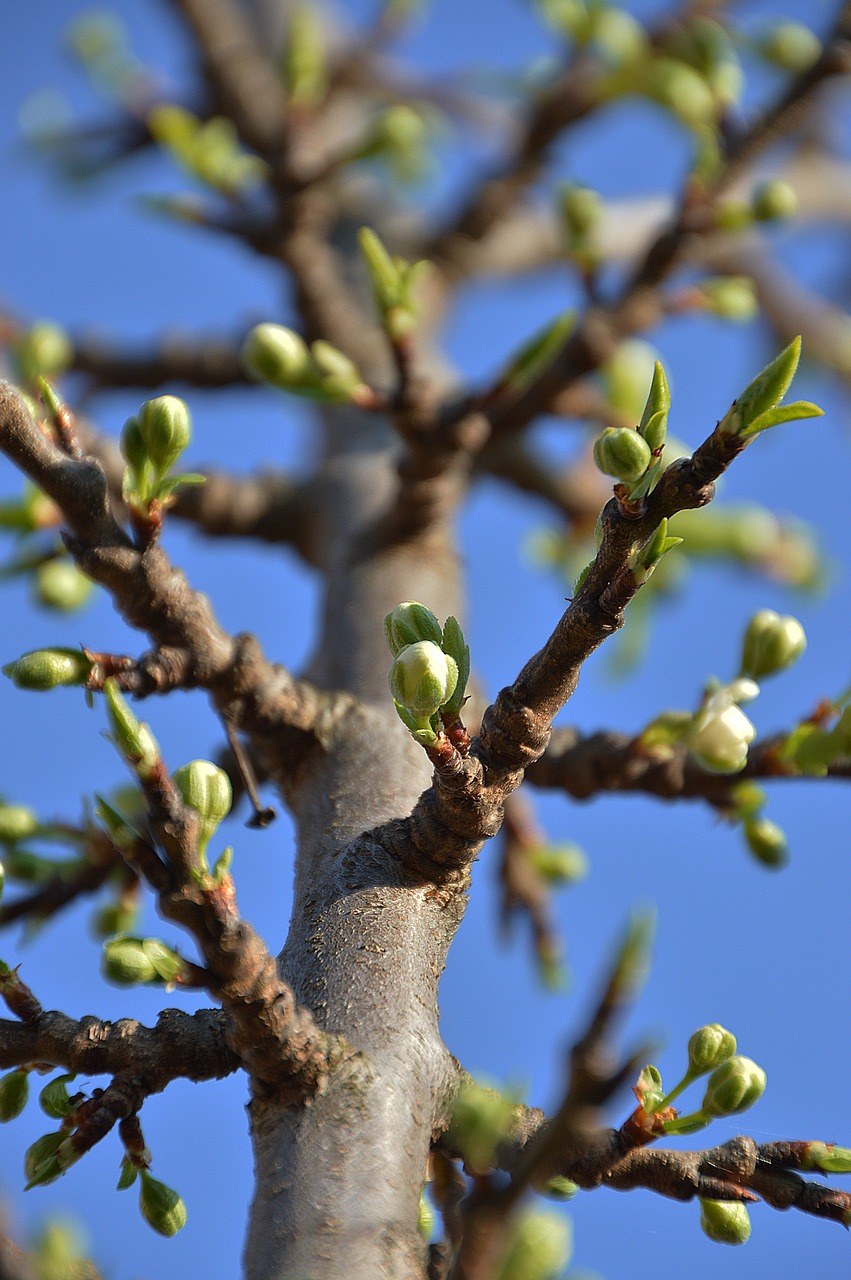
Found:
<box><xmin>72</xmin><ymin>333</ymin><xmax>249</xmax><ymax>391</ymax></box>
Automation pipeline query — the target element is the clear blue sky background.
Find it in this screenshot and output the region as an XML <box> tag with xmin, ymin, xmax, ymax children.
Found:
<box><xmin>0</xmin><ymin>2</ymin><xmax>848</xmax><ymax>1278</ymax></box>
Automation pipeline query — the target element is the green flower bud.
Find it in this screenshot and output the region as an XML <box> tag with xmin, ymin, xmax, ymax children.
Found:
<box><xmin>702</xmin><ymin>1055</ymin><xmax>766</xmax><ymax>1117</ymax></box>
<box><xmin>389</xmin><ymin>640</ymin><xmax>458</xmax><ymax>725</ymax></box>
<box><xmin>39</xmin><ymin>1073</ymin><xmax>76</xmax><ymax>1119</ymax></box>
<box><xmin>447</xmin><ymin>1080</ymin><xmax>516</xmax><ymax>1173</ymax></box>
<box><xmin>740</xmin><ymin>609</ymin><xmax>806</xmax><ymax>680</ymax></box>
<box><xmin>242</xmin><ymin>324</ymin><xmax>312</xmax><ymax>389</ymax></box>
<box><xmin>120</xmin><ymin>415</ymin><xmax>147</xmax><ymax>472</ymax></box>
<box><xmin>759</xmin><ymin>21</ymin><xmax>822</xmax><ymax>73</ymax></box>
<box><xmin>3</xmin><ymin>647</ymin><xmax>92</xmax><ymax>691</ymax></box>
<box><xmin>173</xmin><ymin>759</ymin><xmax>232</xmax><ymax>858</ymax></box>
<box><xmin>0</xmin><ymin>804</ymin><xmax>38</xmax><ymax>843</ymax></box>
<box><xmin>93</xmin><ymin>895</ymin><xmax>139</xmax><ymax>938</ymax></box>
<box><xmin>752</xmin><ymin>179</ymin><xmax>798</xmax><ymax>223</ymax></box>
<box><xmin>699</xmin><ymin>277</ymin><xmax>758</xmax><ymax>323</ymax></box>
<box><xmin>33</xmin><ymin>560</ymin><xmax>93</xmax><ymax>612</ymax></box>
<box><xmin>0</xmin><ymin>1069</ymin><xmax>29</xmax><ymax>1122</ymax></box>
<box><xmin>15</xmin><ymin>322</ymin><xmax>73</xmax><ymax>384</ymax></box>
<box><xmin>742</xmin><ymin>816</ymin><xmax>788</xmax><ymax>869</ymax></box>
<box><xmin>497</xmin><ymin>1209</ymin><xmax>572</xmax><ymax>1280</ymax></box>
<box><xmin>310</xmin><ymin>340</ymin><xmax>364</xmax><ymax>402</ymax></box>
<box><xmin>139</xmin><ymin>1170</ymin><xmax>187</xmax><ymax>1237</ymax></box>
<box><xmin>103</xmin><ymin>679</ymin><xmax>160</xmax><ymax>778</ymax></box>
<box><xmin>687</xmin><ymin>1025</ymin><xmax>737</xmax><ymax>1077</ymax></box>
<box><xmin>529</xmin><ymin>843</ymin><xmax>588</xmax><ymax>884</ymax></box>
<box><xmin>699</xmin><ymin>1198</ymin><xmax>751</xmax><ymax>1245</ymax></box>
<box><xmin>137</xmin><ymin>395</ymin><xmax>191</xmax><ymax>475</ymax></box>
<box><xmin>541</xmin><ymin>1175</ymin><xmax>578</xmax><ymax>1200</ymax></box>
<box><xmin>646</xmin><ymin>59</ymin><xmax>717</xmax><ymax>128</ymax></box>
<box><xmin>103</xmin><ymin>936</ymin><xmax>188</xmax><ymax>987</ymax></box>
<box><xmin>803</xmin><ymin>1141</ymin><xmax>851</xmax><ymax>1174</ymax></box>
<box><xmin>593</xmin><ymin>427</ymin><xmax>652</xmax><ymax>485</ymax></box>
<box><xmin>384</xmin><ymin>601</ymin><xmax>443</xmax><ymax>655</ymax></box>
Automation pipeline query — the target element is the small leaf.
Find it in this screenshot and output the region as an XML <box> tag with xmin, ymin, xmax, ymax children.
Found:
<box><xmin>117</xmin><ymin>1156</ymin><xmax>139</xmax><ymax>1190</ymax></box>
<box><xmin>740</xmin><ymin>400</ymin><xmax>824</xmax><ymax>438</ymax></box>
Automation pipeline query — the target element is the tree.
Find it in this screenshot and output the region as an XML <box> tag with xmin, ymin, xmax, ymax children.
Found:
<box><xmin>0</xmin><ymin>1</ymin><xmax>849</xmax><ymax>1277</ymax></box>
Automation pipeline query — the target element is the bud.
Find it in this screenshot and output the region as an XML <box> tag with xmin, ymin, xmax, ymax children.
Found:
<box><xmin>593</xmin><ymin>427</ymin><xmax>652</xmax><ymax>485</ymax></box>
<box><xmin>743</xmin><ymin>816</ymin><xmax>788</xmax><ymax>869</ymax></box>
<box><xmin>103</xmin><ymin>936</ymin><xmax>188</xmax><ymax>987</ymax></box>
<box><xmin>702</xmin><ymin>1055</ymin><xmax>766</xmax><ymax>1117</ymax></box>
<box><xmin>803</xmin><ymin>1142</ymin><xmax>851</xmax><ymax>1174</ymax></box>
<box><xmin>759</xmin><ymin>21</ymin><xmax>822</xmax><ymax>73</ymax></box>
<box><xmin>389</xmin><ymin>640</ymin><xmax>458</xmax><ymax>725</ymax></box>
<box><xmin>688</xmin><ymin>694</ymin><xmax>756</xmax><ymax>775</ymax></box>
<box><xmin>384</xmin><ymin>602</ymin><xmax>443</xmax><ymax>655</ymax></box>
<box><xmin>39</xmin><ymin>1073</ymin><xmax>75</xmax><ymax>1119</ymax></box>
<box><xmin>645</xmin><ymin>58</ymin><xmax>716</xmax><ymax>128</ymax></box>
<box><xmin>173</xmin><ymin>759</ymin><xmax>232</xmax><ymax>858</ymax></box>
<box><xmin>740</xmin><ymin>610</ymin><xmax>806</xmax><ymax>680</ymax></box>
<box><xmin>541</xmin><ymin>1175</ymin><xmax>578</xmax><ymax>1200</ymax></box>
<box><xmin>752</xmin><ymin>179</ymin><xmax>798</xmax><ymax>223</ymax></box>
<box><xmin>699</xmin><ymin>276</ymin><xmax>758</xmax><ymax>323</ymax></box>
<box><xmin>242</xmin><ymin>324</ymin><xmax>312</xmax><ymax>389</ymax></box>
<box><xmin>699</xmin><ymin>1198</ymin><xmax>751</xmax><ymax>1245</ymax></box>
<box><xmin>120</xmin><ymin>415</ymin><xmax>148</xmax><ymax>473</ymax></box>
<box><xmin>559</xmin><ymin>183</ymin><xmax>602</xmax><ymax>253</ymax></box>
<box><xmin>34</xmin><ymin>560</ymin><xmax>93</xmax><ymax>612</ymax></box>
<box><xmin>93</xmin><ymin>894</ymin><xmax>139</xmax><ymax>938</ymax></box>
<box><xmin>687</xmin><ymin>1025</ymin><xmax>737</xmax><ymax>1077</ymax></box>
<box><xmin>139</xmin><ymin>1170</ymin><xmax>187</xmax><ymax>1236</ymax></box>
<box><xmin>593</xmin><ymin>8</ymin><xmax>647</xmax><ymax>66</ymax></box>
<box><xmin>15</xmin><ymin>322</ymin><xmax>73</xmax><ymax>384</ymax></box>
<box><xmin>284</xmin><ymin>3</ymin><xmax>328</xmax><ymax>110</ymax></box>
<box><xmin>0</xmin><ymin>804</ymin><xmax>38</xmax><ymax>843</ymax></box>
<box><xmin>0</xmin><ymin>1069</ymin><xmax>29</xmax><ymax>1122</ymax></box>
<box><xmin>137</xmin><ymin>395</ymin><xmax>191</xmax><ymax>474</ymax></box>
<box><xmin>103</xmin><ymin>679</ymin><xmax>160</xmax><ymax>778</ymax></box>
<box><xmin>601</xmin><ymin>340</ymin><xmax>657</xmax><ymax>420</ymax></box>
<box><xmin>418</xmin><ymin>1191</ymin><xmax>435</xmax><ymax>1240</ymax></box>
<box><xmin>447</xmin><ymin>1080</ymin><xmax>516</xmax><ymax>1174</ymax></box>
<box><xmin>310</xmin><ymin>341</ymin><xmax>364</xmax><ymax>402</ymax></box>
<box><xmin>529</xmin><ymin>843</ymin><xmax>588</xmax><ymax>884</ymax></box>
<box><xmin>3</xmin><ymin>647</ymin><xmax>92</xmax><ymax>691</ymax></box>
<box><xmin>497</xmin><ymin>1209</ymin><xmax>572</xmax><ymax>1280</ymax></box>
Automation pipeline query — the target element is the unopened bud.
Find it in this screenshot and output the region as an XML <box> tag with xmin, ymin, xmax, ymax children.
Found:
<box><xmin>593</xmin><ymin>427</ymin><xmax>652</xmax><ymax>485</ymax></box>
<box><xmin>3</xmin><ymin>647</ymin><xmax>91</xmax><ymax>691</ymax></box>
<box><xmin>34</xmin><ymin>560</ymin><xmax>93</xmax><ymax>612</ymax></box>
<box><xmin>389</xmin><ymin>640</ymin><xmax>458</xmax><ymax>725</ymax></box>
<box><xmin>687</xmin><ymin>1024</ymin><xmax>737</xmax><ymax>1077</ymax></box>
<box><xmin>103</xmin><ymin>679</ymin><xmax>159</xmax><ymax>778</ymax></box>
<box><xmin>447</xmin><ymin>1080</ymin><xmax>515</xmax><ymax>1174</ymax></box>
<box><xmin>173</xmin><ymin>759</ymin><xmax>232</xmax><ymax>857</ymax></box>
<box><xmin>529</xmin><ymin>843</ymin><xmax>588</xmax><ymax>884</ymax></box>
<box><xmin>0</xmin><ymin>804</ymin><xmax>38</xmax><ymax>843</ymax></box>
<box><xmin>559</xmin><ymin>183</ymin><xmax>602</xmax><ymax>251</ymax></box>
<box><xmin>688</xmin><ymin>697</ymin><xmax>756</xmax><ymax>775</ymax></box>
<box><xmin>103</xmin><ymin>936</ymin><xmax>187</xmax><ymax>987</ymax></box>
<box><xmin>139</xmin><ymin>1171</ymin><xmax>187</xmax><ymax>1236</ymax></box>
<box><xmin>646</xmin><ymin>59</ymin><xmax>716</xmax><ymax>127</ymax></box>
<box><xmin>699</xmin><ymin>1198</ymin><xmax>751</xmax><ymax>1245</ymax></box>
<box><xmin>310</xmin><ymin>341</ymin><xmax>364</xmax><ymax>402</ymax></box>
<box><xmin>699</xmin><ymin>277</ymin><xmax>758</xmax><ymax>323</ymax></box>
<box><xmin>743</xmin><ymin>816</ymin><xmax>788</xmax><ymax>868</ymax></box>
<box><xmin>242</xmin><ymin>324</ymin><xmax>312</xmax><ymax>389</ymax></box>
<box><xmin>752</xmin><ymin>179</ymin><xmax>798</xmax><ymax>223</ymax></box>
<box><xmin>15</xmin><ymin>323</ymin><xmax>73</xmax><ymax>384</ymax></box>
<box><xmin>740</xmin><ymin>610</ymin><xmax>806</xmax><ymax>680</ymax></box>
<box><xmin>384</xmin><ymin>601</ymin><xmax>443</xmax><ymax>655</ymax></box>
<box><xmin>702</xmin><ymin>1055</ymin><xmax>766</xmax><ymax>1117</ymax></box>
<box><xmin>137</xmin><ymin>395</ymin><xmax>191</xmax><ymax>474</ymax></box>
<box><xmin>760</xmin><ymin>22</ymin><xmax>821</xmax><ymax>73</ymax></box>
<box><xmin>0</xmin><ymin>1069</ymin><xmax>29</xmax><ymax>1122</ymax></box>
<box><xmin>497</xmin><ymin>1209</ymin><xmax>572</xmax><ymax>1280</ymax></box>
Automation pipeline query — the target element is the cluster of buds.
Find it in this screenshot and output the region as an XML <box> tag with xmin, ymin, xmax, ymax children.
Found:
<box><xmin>121</xmin><ymin>394</ymin><xmax>203</xmax><ymax>522</ymax></box>
<box><xmin>384</xmin><ymin>602</ymin><xmax>470</xmax><ymax>747</ymax></box>
<box><xmin>358</xmin><ymin>228</ymin><xmax>429</xmax><ymax>343</ymax></box>
<box><xmin>243</xmin><ymin>324</ymin><xmax>372</xmax><ymax>406</ymax></box>
<box><xmin>148</xmin><ymin>104</ymin><xmax>267</xmax><ymax>195</ymax></box>
<box><xmin>716</xmin><ymin>179</ymin><xmax>799</xmax><ymax>231</ymax></box>
<box><xmin>594</xmin><ymin>359</ymin><xmax>670</xmax><ymax>504</ymax></box>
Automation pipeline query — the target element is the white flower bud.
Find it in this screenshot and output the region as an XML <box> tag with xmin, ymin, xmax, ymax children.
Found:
<box><xmin>389</xmin><ymin>640</ymin><xmax>458</xmax><ymax>725</ymax></box>
<box><xmin>688</xmin><ymin>697</ymin><xmax>756</xmax><ymax>774</ymax></box>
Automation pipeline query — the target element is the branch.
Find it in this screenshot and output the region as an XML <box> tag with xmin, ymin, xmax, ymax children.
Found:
<box><xmin>0</xmin><ymin>1006</ymin><xmax>237</xmax><ymax>1087</ymax></box>
<box><xmin>0</xmin><ymin>383</ymin><xmax>333</xmax><ymax>774</ymax></box>
<box><xmin>525</xmin><ymin>728</ymin><xmax>851</xmax><ymax>804</ymax></box>
<box><xmin>375</xmin><ymin>413</ymin><xmax>751</xmax><ymax>881</ymax></box>
<box><xmin>72</xmin><ymin>333</ymin><xmax>249</xmax><ymax>391</ymax></box>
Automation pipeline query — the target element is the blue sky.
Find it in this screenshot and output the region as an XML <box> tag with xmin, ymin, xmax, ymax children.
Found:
<box><xmin>0</xmin><ymin>2</ymin><xmax>848</xmax><ymax>1278</ymax></box>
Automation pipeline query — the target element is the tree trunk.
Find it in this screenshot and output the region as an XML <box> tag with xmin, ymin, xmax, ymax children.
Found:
<box><xmin>244</xmin><ymin>414</ymin><xmax>466</xmax><ymax>1278</ymax></box>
